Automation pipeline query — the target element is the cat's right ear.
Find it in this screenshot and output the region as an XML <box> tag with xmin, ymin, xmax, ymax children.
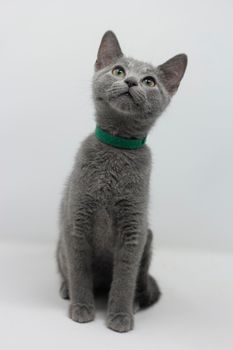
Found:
<box><xmin>157</xmin><ymin>54</ymin><xmax>188</xmax><ymax>95</ymax></box>
<box><xmin>95</xmin><ymin>31</ymin><xmax>123</xmax><ymax>71</ymax></box>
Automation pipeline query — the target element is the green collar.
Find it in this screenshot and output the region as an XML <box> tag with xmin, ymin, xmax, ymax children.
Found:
<box><xmin>95</xmin><ymin>125</ymin><xmax>147</xmax><ymax>150</ymax></box>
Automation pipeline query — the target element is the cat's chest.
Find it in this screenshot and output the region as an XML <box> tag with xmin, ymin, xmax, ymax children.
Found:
<box><xmin>80</xmin><ymin>145</ymin><xmax>150</xmax><ymax>198</ymax></box>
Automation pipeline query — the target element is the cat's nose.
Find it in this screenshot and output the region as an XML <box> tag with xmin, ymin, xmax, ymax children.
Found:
<box><xmin>125</xmin><ymin>77</ymin><xmax>138</xmax><ymax>88</ymax></box>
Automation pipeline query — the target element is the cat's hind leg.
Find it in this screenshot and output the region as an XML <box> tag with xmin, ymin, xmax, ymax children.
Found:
<box><xmin>135</xmin><ymin>229</ymin><xmax>161</xmax><ymax>309</ymax></box>
<box><xmin>56</xmin><ymin>239</ymin><xmax>70</xmax><ymax>300</ymax></box>
<box><xmin>59</xmin><ymin>281</ymin><xmax>69</xmax><ymax>300</ymax></box>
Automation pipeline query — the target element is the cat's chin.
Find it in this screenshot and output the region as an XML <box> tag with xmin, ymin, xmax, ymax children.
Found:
<box><xmin>107</xmin><ymin>97</ymin><xmax>141</xmax><ymax>117</ymax></box>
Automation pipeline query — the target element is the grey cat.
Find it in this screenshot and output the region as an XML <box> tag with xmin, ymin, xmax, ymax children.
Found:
<box><xmin>56</xmin><ymin>31</ymin><xmax>187</xmax><ymax>332</ymax></box>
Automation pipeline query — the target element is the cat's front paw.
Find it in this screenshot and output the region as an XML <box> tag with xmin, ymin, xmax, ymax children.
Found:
<box><xmin>69</xmin><ymin>303</ymin><xmax>95</xmax><ymax>323</ymax></box>
<box><xmin>107</xmin><ymin>312</ymin><xmax>134</xmax><ymax>333</ymax></box>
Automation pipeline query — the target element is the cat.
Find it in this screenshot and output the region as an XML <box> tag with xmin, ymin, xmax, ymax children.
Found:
<box><xmin>56</xmin><ymin>30</ymin><xmax>187</xmax><ymax>332</ymax></box>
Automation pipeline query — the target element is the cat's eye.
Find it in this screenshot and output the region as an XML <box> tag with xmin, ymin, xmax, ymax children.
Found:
<box><xmin>142</xmin><ymin>76</ymin><xmax>156</xmax><ymax>87</ymax></box>
<box><xmin>112</xmin><ymin>66</ymin><xmax>126</xmax><ymax>79</ymax></box>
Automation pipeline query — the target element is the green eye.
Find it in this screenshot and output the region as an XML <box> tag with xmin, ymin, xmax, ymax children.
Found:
<box><xmin>142</xmin><ymin>76</ymin><xmax>156</xmax><ymax>87</ymax></box>
<box><xmin>112</xmin><ymin>66</ymin><xmax>126</xmax><ymax>78</ymax></box>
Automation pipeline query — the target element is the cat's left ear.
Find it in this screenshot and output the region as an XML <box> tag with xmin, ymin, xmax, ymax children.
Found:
<box><xmin>157</xmin><ymin>54</ymin><xmax>188</xmax><ymax>95</ymax></box>
<box><xmin>95</xmin><ymin>31</ymin><xmax>123</xmax><ymax>71</ymax></box>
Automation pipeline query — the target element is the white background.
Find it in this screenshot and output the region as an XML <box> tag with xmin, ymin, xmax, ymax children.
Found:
<box><xmin>1</xmin><ymin>0</ymin><xmax>232</xmax><ymax>251</ymax></box>
<box><xmin>0</xmin><ymin>1</ymin><xmax>233</xmax><ymax>349</ymax></box>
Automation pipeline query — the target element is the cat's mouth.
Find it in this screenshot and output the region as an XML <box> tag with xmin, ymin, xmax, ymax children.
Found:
<box><xmin>117</xmin><ymin>90</ymin><xmax>139</xmax><ymax>106</ymax></box>
<box><xmin>105</xmin><ymin>86</ymin><xmax>142</xmax><ymax>114</ymax></box>
<box><xmin>119</xmin><ymin>90</ymin><xmax>133</xmax><ymax>99</ymax></box>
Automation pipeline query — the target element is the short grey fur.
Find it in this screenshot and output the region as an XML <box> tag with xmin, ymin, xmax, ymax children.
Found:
<box><xmin>56</xmin><ymin>30</ymin><xmax>187</xmax><ymax>332</ymax></box>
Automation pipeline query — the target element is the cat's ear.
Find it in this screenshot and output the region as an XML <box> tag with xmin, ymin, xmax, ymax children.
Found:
<box><xmin>158</xmin><ymin>54</ymin><xmax>188</xmax><ymax>95</ymax></box>
<box><xmin>95</xmin><ymin>31</ymin><xmax>123</xmax><ymax>71</ymax></box>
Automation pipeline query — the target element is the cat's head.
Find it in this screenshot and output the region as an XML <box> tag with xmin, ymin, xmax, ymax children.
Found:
<box><xmin>92</xmin><ymin>31</ymin><xmax>187</xmax><ymax>138</ymax></box>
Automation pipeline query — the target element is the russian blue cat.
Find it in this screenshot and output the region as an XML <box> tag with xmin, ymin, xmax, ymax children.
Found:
<box><xmin>57</xmin><ymin>31</ymin><xmax>187</xmax><ymax>332</ymax></box>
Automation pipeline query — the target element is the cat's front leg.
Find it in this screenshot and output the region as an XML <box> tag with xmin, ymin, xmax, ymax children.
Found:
<box><xmin>65</xmin><ymin>201</ymin><xmax>95</xmax><ymax>323</ymax></box>
<box><xmin>107</xmin><ymin>204</ymin><xmax>146</xmax><ymax>332</ymax></box>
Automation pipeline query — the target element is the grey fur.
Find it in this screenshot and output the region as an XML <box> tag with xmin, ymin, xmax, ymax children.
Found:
<box><xmin>56</xmin><ymin>31</ymin><xmax>187</xmax><ymax>332</ymax></box>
